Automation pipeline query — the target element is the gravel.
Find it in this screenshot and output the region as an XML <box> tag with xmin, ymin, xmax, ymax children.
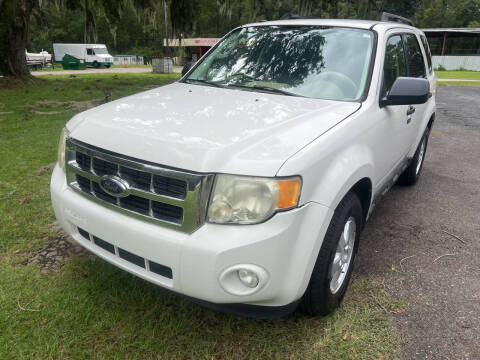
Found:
<box><xmin>356</xmin><ymin>85</ymin><xmax>480</xmax><ymax>359</ymax></box>
<box><xmin>24</xmin><ymin>227</ymin><xmax>91</xmax><ymax>272</ymax></box>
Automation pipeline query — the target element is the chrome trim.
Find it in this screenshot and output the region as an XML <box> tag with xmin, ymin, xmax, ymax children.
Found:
<box><xmin>65</xmin><ymin>138</ymin><xmax>214</xmax><ymax>233</ymax></box>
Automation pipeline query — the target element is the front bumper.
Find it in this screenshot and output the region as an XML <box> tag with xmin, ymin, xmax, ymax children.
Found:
<box><xmin>51</xmin><ymin>164</ymin><xmax>333</xmax><ymax>316</ymax></box>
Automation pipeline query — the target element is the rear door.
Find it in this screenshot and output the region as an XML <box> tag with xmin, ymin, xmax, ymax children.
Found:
<box><xmin>402</xmin><ymin>32</ymin><xmax>429</xmax><ymax>146</ymax></box>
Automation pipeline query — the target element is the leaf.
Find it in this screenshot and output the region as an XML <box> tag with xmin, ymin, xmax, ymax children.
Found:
<box><xmin>18</xmin><ymin>195</ymin><xmax>31</xmax><ymax>204</ymax></box>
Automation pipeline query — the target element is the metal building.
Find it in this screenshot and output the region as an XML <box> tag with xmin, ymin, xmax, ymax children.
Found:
<box><xmin>422</xmin><ymin>28</ymin><xmax>480</xmax><ymax>70</ymax></box>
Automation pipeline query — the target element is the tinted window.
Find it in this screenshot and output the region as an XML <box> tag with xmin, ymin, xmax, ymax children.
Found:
<box><xmin>405</xmin><ymin>34</ymin><xmax>426</xmax><ymax>78</ymax></box>
<box><xmin>382</xmin><ymin>35</ymin><xmax>407</xmax><ymax>97</ymax></box>
<box><xmin>420</xmin><ymin>35</ymin><xmax>433</xmax><ymax>73</ymax></box>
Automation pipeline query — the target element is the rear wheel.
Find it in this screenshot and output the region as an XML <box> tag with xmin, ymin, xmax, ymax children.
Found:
<box><xmin>398</xmin><ymin>128</ymin><xmax>429</xmax><ymax>186</ymax></box>
<box><xmin>300</xmin><ymin>192</ymin><xmax>363</xmax><ymax>316</ymax></box>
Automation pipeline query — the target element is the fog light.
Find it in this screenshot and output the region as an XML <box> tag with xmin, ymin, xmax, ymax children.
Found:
<box><xmin>238</xmin><ymin>269</ymin><xmax>259</xmax><ymax>288</ymax></box>
<box><xmin>219</xmin><ymin>264</ymin><xmax>268</xmax><ymax>296</ymax></box>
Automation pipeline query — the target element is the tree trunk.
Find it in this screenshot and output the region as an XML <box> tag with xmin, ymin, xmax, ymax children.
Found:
<box><xmin>0</xmin><ymin>0</ymin><xmax>34</xmax><ymax>78</ymax></box>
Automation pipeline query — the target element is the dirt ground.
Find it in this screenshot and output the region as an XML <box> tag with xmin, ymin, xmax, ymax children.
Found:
<box><xmin>356</xmin><ymin>85</ymin><xmax>480</xmax><ymax>359</ymax></box>
<box><xmin>32</xmin><ymin>66</ymin><xmax>183</xmax><ymax>76</ymax></box>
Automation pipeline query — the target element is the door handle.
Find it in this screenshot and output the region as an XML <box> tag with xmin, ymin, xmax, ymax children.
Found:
<box><xmin>406</xmin><ymin>106</ymin><xmax>416</xmax><ymax>116</ymax></box>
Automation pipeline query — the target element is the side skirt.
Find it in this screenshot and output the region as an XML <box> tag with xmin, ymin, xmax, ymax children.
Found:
<box><xmin>368</xmin><ymin>157</ymin><xmax>410</xmax><ymax>217</ymax></box>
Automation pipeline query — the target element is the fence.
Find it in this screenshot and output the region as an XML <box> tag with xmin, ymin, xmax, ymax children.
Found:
<box><xmin>433</xmin><ymin>56</ymin><xmax>480</xmax><ymax>71</ymax></box>
<box><xmin>113</xmin><ymin>55</ymin><xmax>144</xmax><ymax>65</ymax></box>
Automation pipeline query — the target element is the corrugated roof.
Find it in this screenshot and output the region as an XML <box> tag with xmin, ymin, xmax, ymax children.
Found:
<box><xmin>422</xmin><ymin>28</ymin><xmax>480</xmax><ymax>33</ymax></box>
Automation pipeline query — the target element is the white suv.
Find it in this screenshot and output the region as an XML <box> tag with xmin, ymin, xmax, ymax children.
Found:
<box><xmin>51</xmin><ymin>17</ymin><xmax>436</xmax><ymax>318</ymax></box>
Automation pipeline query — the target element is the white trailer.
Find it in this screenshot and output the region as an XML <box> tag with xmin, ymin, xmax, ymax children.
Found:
<box><xmin>53</xmin><ymin>43</ymin><xmax>114</xmax><ymax>68</ymax></box>
<box><xmin>26</xmin><ymin>50</ymin><xmax>52</xmax><ymax>70</ymax></box>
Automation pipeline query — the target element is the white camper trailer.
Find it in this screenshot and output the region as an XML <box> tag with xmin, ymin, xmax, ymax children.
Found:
<box><xmin>53</xmin><ymin>43</ymin><xmax>113</xmax><ymax>68</ymax></box>
<box><xmin>25</xmin><ymin>50</ymin><xmax>52</xmax><ymax>70</ymax></box>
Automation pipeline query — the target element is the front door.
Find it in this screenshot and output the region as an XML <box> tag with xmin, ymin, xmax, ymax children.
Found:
<box><xmin>370</xmin><ymin>33</ymin><xmax>411</xmax><ymax>188</ymax></box>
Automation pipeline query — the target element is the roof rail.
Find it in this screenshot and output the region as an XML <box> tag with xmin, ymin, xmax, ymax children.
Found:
<box><xmin>381</xmin><ymin>12</ymin><xmax>413</xmax><ymax>26</ymax></box>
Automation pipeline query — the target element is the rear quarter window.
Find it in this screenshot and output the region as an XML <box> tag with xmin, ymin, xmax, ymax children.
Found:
<box><xmin>405</xmin><ymin>34</ymin><xmax>426</xmax><ymax>78</ymax></box>
<box><xmin>420</xmin><ymin>35</ymin><xmax>433</xmax><ymax>74</ymax></box>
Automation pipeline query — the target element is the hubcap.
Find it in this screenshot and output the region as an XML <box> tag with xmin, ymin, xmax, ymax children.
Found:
<box><xmin>330</xmin><ymin>216</ymin><xmax>356</xmax><ymax>294</ymax></box>
<box><xmin>415</xmin><ymin>138</ymin><xmax>426</xmax><ymax>175</ymax></box>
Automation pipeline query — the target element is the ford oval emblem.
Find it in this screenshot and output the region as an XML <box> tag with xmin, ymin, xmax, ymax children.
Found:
<box><xmin>99</xmin><ymin>175</ymin><xmax>130</xmax><ymax>197</ymax></box>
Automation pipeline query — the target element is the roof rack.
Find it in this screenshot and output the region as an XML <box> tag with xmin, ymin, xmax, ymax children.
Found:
<box><xmin>381</xmin><ymin>12</ymin><xmax>413</xmax><ymax>26</ymax></box>
<box><xmin>280</xmin><ymin>13</ymin><xmax>315</xmax><ymax>20</ymax></box>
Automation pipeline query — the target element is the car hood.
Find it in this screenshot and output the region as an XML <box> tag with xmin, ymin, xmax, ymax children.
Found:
<box><xmin>67</xmin><ymin>82</ymin><xmax>360</xmax><ymax>176</ymax></box>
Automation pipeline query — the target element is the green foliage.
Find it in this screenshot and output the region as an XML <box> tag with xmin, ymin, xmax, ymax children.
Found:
<box><xmin>413</xmin><ymin>0</ymin><xmax>480</xmax><ymax>28</ymax></box>
<box><xmin>21</xmin><ymin>0</ymin><xmax>480</xmax><ymax>62</ymax></box>
<box><xmin>435</xmin><ymin>70</ymin><xmax>480</xmax><ymax>79</ymax></box>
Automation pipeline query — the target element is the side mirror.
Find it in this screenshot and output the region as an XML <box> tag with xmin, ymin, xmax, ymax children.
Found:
<box><xmin>380</xmin><ymin>77</ymin><xmax>430</xmax><ymax>107</ymax></box>
<box><xmin>181</xmin><ymin>61</ymin><xmax>196</xmax><ymax>76</ymax></box>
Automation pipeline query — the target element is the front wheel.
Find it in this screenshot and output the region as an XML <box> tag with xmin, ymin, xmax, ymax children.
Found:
<box><xmin>93</xmin><ymin>61</ymin><xmax>100</xmax><ymax>69</ymax></box>
<box><xmin>300</xmin><ymin>192</ymin><xmax>363</xmax><ymax>316</ymax></box>
<box><xmin>104</xmin><ymin>64</ymin><xmax>111</xmax><ymax>68</ymax></box>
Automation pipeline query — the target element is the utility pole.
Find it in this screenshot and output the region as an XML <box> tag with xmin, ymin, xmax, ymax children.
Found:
<box><xmin>84</xmin><ymin>0</ymin><xmax>88</xmax><ymax>43</ymax></box>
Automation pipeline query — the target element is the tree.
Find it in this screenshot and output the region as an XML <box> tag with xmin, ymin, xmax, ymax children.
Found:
<box><xmin>0</xmin><ymin>0</ymin><xmax>35</xmax><ymax>78</ymax></box>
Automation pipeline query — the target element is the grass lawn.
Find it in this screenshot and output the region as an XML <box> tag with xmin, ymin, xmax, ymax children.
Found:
<box><xmin>435</xmin><ymin>70</ymin><xmax>480</xmax><ymax>80</ymax></box>
<box><xmin>0</xmin><ymin>73</ymin><xmax>401</xmax><ymax>359</ymax></box>
<box><xmin>438</xmin><ymin>81</ymin><xmax>480</xmax><ymax>86</ymax></box>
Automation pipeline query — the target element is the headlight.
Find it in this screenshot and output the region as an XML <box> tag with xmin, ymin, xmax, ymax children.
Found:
<box><xmin>57</xmin><ymin>127</ymin><xmax>70</xmax><ymax>170</ymax></box>
<box><xmin>207</xmin><ymin>174</ymin><xmax>301</xmax><ymax>224</ymax></box>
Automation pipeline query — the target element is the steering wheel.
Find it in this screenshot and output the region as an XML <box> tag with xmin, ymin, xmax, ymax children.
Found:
<box><xmin>316</xmin><ymin>72</ymin><xmax>358</xmax><ymax>99</ymax></box>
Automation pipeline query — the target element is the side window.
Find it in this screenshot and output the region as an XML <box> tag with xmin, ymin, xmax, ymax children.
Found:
<box><xmin>382</xmin><ymin>35</ymin><xmax>407</xmax><ymax>98</ymax></box>
<box><xmin>86</xmin><ymin>48</ymin><xmax>93</xmax><ymax>55</ymax></box>
<box><xmin>405</xmin><ymin>34</ymin><xmax>426</xmax><ymax>78</ymax></box>
<box><xmin>420</xmin><ymin>35</ymin><xmax>433</xmax><ymax>73</ymax></box>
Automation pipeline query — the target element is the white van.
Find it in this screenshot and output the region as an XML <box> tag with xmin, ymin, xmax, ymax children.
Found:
<box><xmin>53</xmin><ymin>43</ymin><xmax>114</xmax><ymax>68</ymax></box>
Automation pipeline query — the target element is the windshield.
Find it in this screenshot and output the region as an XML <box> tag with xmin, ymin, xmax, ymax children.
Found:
<box><xmin>93</xmin><ymin>48</ymin><xmax>109</xmax><ymax>55</ymax></box>
<box><xmin>185</xmin><ymin>26</ymin><xmax>374</xmax><ymax>101</ymax></box>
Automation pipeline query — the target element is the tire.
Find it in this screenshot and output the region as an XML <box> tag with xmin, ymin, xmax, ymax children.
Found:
<box><xmin>93</xmin><ymin>61</ymin><xmax>100</xmax><ymax>69</ymax></box>
<box><xmin>105</xmin><ymin>64</ymin><xmax>111</xmax><ymax>68</ymax></box>
<box><xmin>398</xmin><ymin>128</ymin><xmax>429</xmax><ymax>186</ymax></box>
<box><xmin>300</xmin><ymin>192</ymin><xmax>363</xmax><ymax>316</ymax></box>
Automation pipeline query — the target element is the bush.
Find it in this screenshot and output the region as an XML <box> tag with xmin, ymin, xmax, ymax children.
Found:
<box><xmin>435</xmin><ymin>65</ymin><xmax>446</xmax><ymax>71</ymax></box>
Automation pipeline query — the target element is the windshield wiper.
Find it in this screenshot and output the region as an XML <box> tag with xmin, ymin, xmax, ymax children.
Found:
<box><xmin>185</xmin><ymin>78</ymin><xmax>224</xmax><ymax>88</ymax></box>
<box><xmin>228</xmin><ymin>84</ymin><xmax>303</xmax><ymax>97</ymax></box>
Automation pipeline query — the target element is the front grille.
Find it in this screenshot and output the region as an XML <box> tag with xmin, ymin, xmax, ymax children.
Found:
<box><xmin>65</xmin><ymin>138</ymin><xmax>214</xmax><ymax>233</ymax></box>
<box><xmin>93</xmin><ymin>157</ymin><xmax>117</xmax><ymax>176</ymax></box>
<box><xmin>78</xmin><ymin>227</ymin><xmax>173</xmax><ymax>279</ymax></box>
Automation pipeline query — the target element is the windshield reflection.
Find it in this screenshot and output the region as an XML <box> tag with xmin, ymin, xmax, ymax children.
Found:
<box><xmin>186</xmin><ymin>26</ymin><xmax>374</xmax><ymax>101</ymax></box>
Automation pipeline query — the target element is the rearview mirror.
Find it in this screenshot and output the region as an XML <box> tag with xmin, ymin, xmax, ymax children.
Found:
<box><xmin>380</xmin><ymin>77</ymin><xmax>430</xmax><ymax>107</ymax></box>
<box><xmin>181</xmin><ymin>61</ymin><xmax>196</xmax><ymax>76</ymax></box>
